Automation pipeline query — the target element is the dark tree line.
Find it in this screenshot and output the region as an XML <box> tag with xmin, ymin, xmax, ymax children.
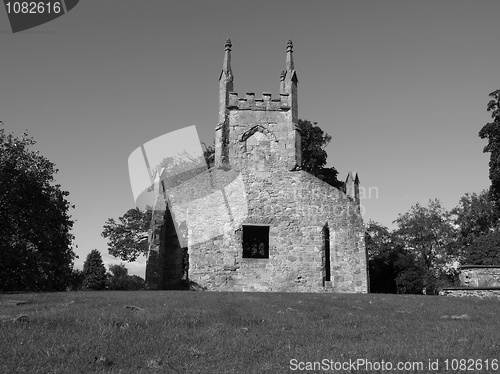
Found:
<box><xmin>368</xmin><ymin>191</ymin><xmax>500</xmax><ymax>294</ymax></box>
<box><xmin>369</xmin><ymin>90</ymin><xmax>500</xmax><ymax>294</ymax></box>
<box><xmin>0</xmin><ymin>126</ymin><xmax>76</xmax><ymax>291</ymax></box>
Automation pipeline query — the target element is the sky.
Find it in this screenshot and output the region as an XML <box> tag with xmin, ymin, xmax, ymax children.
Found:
<box><xmin>0</xmin><ymin>0</ymin><xmax>497</xmax><ymax>276</ymax></box>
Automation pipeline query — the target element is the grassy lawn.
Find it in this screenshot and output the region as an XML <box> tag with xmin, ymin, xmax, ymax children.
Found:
<box><xmin>1</xmin><ymin>291</ymin><xmax>499</xmax><ymax>373</ymax></box>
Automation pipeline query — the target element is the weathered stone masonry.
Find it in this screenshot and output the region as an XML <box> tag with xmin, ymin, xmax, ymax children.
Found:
<box><xmin>146</xmin><ymin>39</ymin><xmax>368</xmax><ymax>292</ymax></box>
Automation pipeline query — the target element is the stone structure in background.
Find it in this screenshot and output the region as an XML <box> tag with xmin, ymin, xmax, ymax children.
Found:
<box><xmin>146</xmin><ymin>40</ymin><xmax>368</xmax><ymax>292</ymax></box>
<box><xmin>440</xmin><ymin>265</ymin><xmax>500</xmax><ymax>298</ymax></box>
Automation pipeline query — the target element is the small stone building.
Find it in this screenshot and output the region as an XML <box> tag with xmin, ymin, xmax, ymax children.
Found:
<box><xmin>146</xmin><ymin>40</ymin><xmax>368</xmax><ymax>292</ymax></box>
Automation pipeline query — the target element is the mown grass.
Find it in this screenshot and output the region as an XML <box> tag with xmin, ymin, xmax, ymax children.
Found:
<box><xmin>1</xmin><ymin>291</ymin><xmax>499</xmax><ymax>373</ymax></box>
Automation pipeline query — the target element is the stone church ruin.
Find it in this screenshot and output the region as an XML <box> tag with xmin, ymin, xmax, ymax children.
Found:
<box><xmin>145</xmin><ymin>39</ymin><xmax>368</xmax><ymax>292</ymax></box>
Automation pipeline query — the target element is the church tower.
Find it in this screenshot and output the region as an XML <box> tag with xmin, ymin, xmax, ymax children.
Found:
<box><xmin>214</xmin><ymin>40</ymin><xmax>302</xmax><ymax>171</ymax></box>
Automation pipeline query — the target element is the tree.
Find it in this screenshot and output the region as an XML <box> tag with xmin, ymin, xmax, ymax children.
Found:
<box><xmin>393</xmin><ymin>199</ymin><xmax>457</xmax><ymax>294</ymax></box>
<box><xmin>463</xmin><ymin>230</ymin><xmax>500</xmax><ymax>265</ymax></box>
<box><xmin>452</xmin><ymin>191</ymin><xmax>498</xmax><ymax>243</ymax></box>
<box><xmin>365</xmin><ymin>220</ymin><xmax>399</xmax><ymax>293</ymax></box>
<box><xmin>0</xmin><ymin>126</ymin><xmax>76</xmax><ymax>291</ymax></box>
<box><xmin>82</xmin><ymin>249</ymin><xmax>107</xmax><ymax>290</ymax></box>
<box><xmin>109</xmin><ymin>263</ymin><xmax>128</xmax><ymax>278</ymax></box>
<box><xmin>393</xmin><ymin>251</ymin><xmax>427</xmax><ymax>294</ymax></box>
<box><xmin>68</xmin><ymin>268</ymin><xmax>85</xmax><ymax>291</ymax></box>
<box><xmin>102</xmin><ymin>208</ymin><xmax>151</xmax><ymax>261</ymax></box>
<box><xmin>365</xmin><ymin>220</ymin><xmax>425</xmax><ymax>294</ymax></box>
<box><xmin>479</xmin><ymin>89</ymin><xmax>500</xmax><ymax>208</ymax></box>
<box><xmin>451</xmin><ymin>190</ymin><xmax>499</xmax><ymax>264</ymax></box>
<box><xmin>107</xmin><ymin>263</ymin><xmax>145</xmax><ymax>290</ymax></box>
<box><xmin>298</xmin><ymin>119</ymin><xmax>343</xmax><ymax>188</ymax></box>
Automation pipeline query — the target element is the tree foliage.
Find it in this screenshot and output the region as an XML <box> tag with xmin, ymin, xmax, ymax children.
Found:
<box><xmin>102</xmin><ymin>208</ymin><xmax>151</xmax><ymax>261</ymax></box>
<box><xmin>367</xmin><ymin>200</ymin><xmax>464</xmax><ymax>295</ymax></box>
<box><xmin>0</xmin><ymin>126</ymin><xmax>76</xmax><ymax>291</ymax></box>
<box><xmin>82</xmin><ymin>249</ymin><xmax>107</xmax><ymax>290</ymax></box>
<box><xmin>107</xmin><ymin>263</ymin><xmax>145</xmax><ymax>290</ymax></box>
<box><xmin>365</xmin><ymin>221</ymin><xmax>399</xmax><ymax>293</ymax></box>
<box><xmin>452</xmin><ymin>191</ymin><xmax>498</xmax><ymax>243</ymax></box>
<box><xmin>479</xmin><ymin>89</ymin><xmax>500</xmax><ymax>207</ymax></box>
<box><xmin>463</xmin><ymin>230</ymin><xmax>500</xmax><ymax>265</ymax></box>
<box><xmin>68</xmin><ymin>268</ymin><xmax>85</xmax><ymax>291</ymax></box>
<box><xmin>393</xmin><ymin>199</ymin><xmax>457</xmax><ymax>294</ymax></box>
<box><xmin>298</xmin><ymin>119</ymin><xmax>343</xmax><ymax>188</ymax></box>
<box><xmin>365</xmin><ymin>220</ymin><xmax>430</xmax><ymax>294</ymax></box>
<box><xmin>450</xmin><ymin>190</ymin><xmax>499</xmax><ymax>264</ymax></box>
<box><xmin>109</xmin><ymin>263</ymin><xmax>128</xmax><ymax>278</ymax></box>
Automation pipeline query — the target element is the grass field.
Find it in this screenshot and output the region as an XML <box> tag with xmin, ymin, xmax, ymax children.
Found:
<box><xmin>1</xmin><ymin>291</ymin><xmax>499</xmax><ymax>373</ymax></box>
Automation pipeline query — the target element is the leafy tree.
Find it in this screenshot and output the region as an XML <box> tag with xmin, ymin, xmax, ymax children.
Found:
<box><xmin>365</xmin><ymin>220</ymin><xmax>426</xmax><ymax>294</ymax></box>
<box><xmin>82</xmin><ymin>249</ymin><xmax>107</xmax><ymax>290</ymax></box>
<box><xmin>102</xmin><ymin>208</ymin><xmax>151</xmax><ymax>261</ymax></box>
<box><xmin>109</xmin><ymin>263</ymin><xmax>128</xmax><ymax>278</ymax></box>
<box><xmin>108</xmin><ymin>263</ymin><xmax>145</xmax><ymax>290</ymax></box>
<box><xmin>393</xmin><ymin>252</ymin><xmax>426</xmax><ymax>294</ymax></box>
<box><xmin>451</xmin><ymin>190</ymin><xmax>499</xmax><ymax>264</ymax></box>
<box><xmin>393</xmin><ymin>199</ymin><xmax>457</xmax><ymax>294</ymax></box>
<box><xmin>68</xmin><ymin>268</ymin><xmax>85</xmax><ymax>291</ymax></box>
<box><xmin>365</xmin><ymin>220</ymin><xmax>399</xmax><ymax>293</ymax></box>
<box><xmin>452</xmin><ymin>191</ymin><xmax>498</xmax><ymax>243</ymax></box>
<box><xmin>298</xmin><ymin>119</ymin><xmax>343</xmax><ymax>188</ymax></box>
<box><xmin>479</xmin><ymin>89</ymin><xmax>500</xmax><ymax>208</ymax></box>
<box><xmin>0</xmin><ymin>126</ymin><xmax>76</xmax><ymax>291</ymax></box>
<box><xmin>463</xmin><ymin>229</ymin><xmax>500</xmax><ymax>265</ymax></box>
<box><xmin>127</xmin><ymin>275</ymin><xmax>147</xmax><ymax>290</ymax></box>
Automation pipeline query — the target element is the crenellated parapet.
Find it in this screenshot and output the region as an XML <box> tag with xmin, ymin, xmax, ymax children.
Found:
<box><xmin>227</xmin><ymin>92</ymin><xmax>290</xmax><ymax>111</ymax></box>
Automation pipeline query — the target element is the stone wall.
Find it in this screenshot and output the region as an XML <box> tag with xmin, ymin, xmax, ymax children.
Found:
<box><xmin>439</xmin><ymin>288</ymin><xmax>500</xmax><ymax>299</ymax></box>
<box><xmin>459</xmin><ymin>266</ymin><xmax>500</xmax><ymax>288</ymax></box>
<box><xmin>147</xmin><ymin>165</ymin><xmax>367</xmax><ymax>293</ymax></box>
<box><xmin>440</xmin><ymin>266</ymin><xmax>500</xmax><ymax>299</ymax></box>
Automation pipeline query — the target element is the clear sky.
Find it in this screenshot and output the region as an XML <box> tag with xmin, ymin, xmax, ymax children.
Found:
<box><xmin>0</xmin><ymin>1</ymin><xmax>497</xmax><ymax>276</ymax></box>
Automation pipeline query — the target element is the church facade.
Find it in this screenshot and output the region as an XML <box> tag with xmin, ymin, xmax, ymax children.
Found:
<box><xmin>145</xmin><ymin>40</ymin><xmax>368</xmax><ymax>292</ymax></box>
